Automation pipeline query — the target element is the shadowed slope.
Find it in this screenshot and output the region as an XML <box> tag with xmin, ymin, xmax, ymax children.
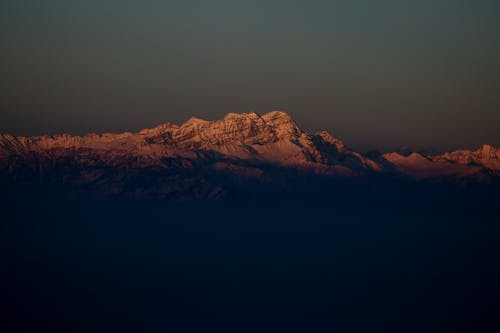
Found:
<box><xmin>0</xmin><ymin>111</ymin><xmax>499</xmax><ymax>199</ymax></box>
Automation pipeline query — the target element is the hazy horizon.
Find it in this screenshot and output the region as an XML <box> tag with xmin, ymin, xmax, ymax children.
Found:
<box><xmin>2</xmin><ymin>3</ymin><xmax>500</xmax><ymax>330</ymax></box>
<box><xmin>1</xmin><ymin>0</ymin><xmax>499</xmax><ymax>152</ymax></box>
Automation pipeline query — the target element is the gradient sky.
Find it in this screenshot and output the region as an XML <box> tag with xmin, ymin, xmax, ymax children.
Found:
<box><xmin>1</xmin><ymin>0</ymin><xmax>499</xmax><ymax>151</ymax></box>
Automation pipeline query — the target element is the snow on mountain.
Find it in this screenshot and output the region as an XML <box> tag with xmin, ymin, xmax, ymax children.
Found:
<box><xmin>382</xmin><ymin>152</ymin><xmax>481</xmax><ymax>180</ymax></box>
<box><xmin>382</xmin><ymin>145</ymin><xmax>500</xmax><ymax>181</ymax></box>
<box><xmin>1</xmin><ymin>111</ymin><xmax>380</xmax><ymax>172</ymax></box>
<box><xmin>1</xmin><ymin>111</ymin><xmax>499</xmax><ymax>198</ymax></box>
<box><xmin>433</xmin><ymin>145</ymin><xmax>500</xmax><ymax>171</ymax></box>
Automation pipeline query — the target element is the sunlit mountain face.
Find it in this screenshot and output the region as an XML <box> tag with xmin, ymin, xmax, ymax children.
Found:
<box><xmin>1</xmin><ymin>111</ymin><xmax>499</xmax><ymax>200</ymax></box>
<box><xmin>2</xmin><ymin>1</ymin><xmax>500</xmax><ymax>332</ymax></box>
<box><xmin>2</xmin><ymin>112</ymin><xmax>500</xmax><ymax>332</ymax></box>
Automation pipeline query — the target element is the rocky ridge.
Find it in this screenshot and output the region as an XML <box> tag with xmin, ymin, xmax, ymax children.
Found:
<box><xmin>1</xmin><ymin>111</ymin><xmax>499</xmax><ymax>199</ymax></box>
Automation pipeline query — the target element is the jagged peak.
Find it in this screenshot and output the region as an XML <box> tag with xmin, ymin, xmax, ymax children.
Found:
<box><xmin>388</xmin><ymin>151</ymin><xmax>424</xmax><ymax>158</ymax></box>
<box><xmin>183</xmin><ymin>116</ymin><xmax>209</xmax><ymax>126</ymax></box>
<box><xmin>262</xmin><ymin>110</ymin><xmax>292</xmax><ymax>122</ymax></box>
<box><xmin>408</xmin><ymin>152</ymin><xmax>426</xmax><ymax>159</ymax></box>
<box><xmin>316</xmin><ymin>131</ymin><xmax>341</xmax><ymax>142</ymax></box>
<box><xmin>439</xmin><ymin>144</ymin><xmax>498</xmax><ymax>160</ymax></box>
<box><xmin>479</xmin><ymin>144</ymin><xmax>496</xmax><ymax>154</ymax></box>
<box><xmin>383</xmin><ymin>152</ymin><xmax>403</xmax><ymax>158</ymax></box>
<box><xmin>315</xmin><ymin>130</ymin><xmax>346</xmax><ymax>151</ymax></box>
<box><xmin>176</xmin><ymin>111</ymin><xmax>298</xmax><ymax>129</ymax></box>
<box><xmin>260</xmin><ymin>111</ymin><xmax>301</xmax><ymax>137</ymax></box>
<box><xmin>139</xmin><ymin>122</ymin><xmax>177</xmax><ymax>136</ymax></box>
<box><xmin>384</xmin><ymin>151</ymin><xmax>430</xmax><ymax>165</ymax></box>
<box><xmin>223</xmin><ymin>112</ymin><xmax>262</xmax><ymax>121</ymax></box>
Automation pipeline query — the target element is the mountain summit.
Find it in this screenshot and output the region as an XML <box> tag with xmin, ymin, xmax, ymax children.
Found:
<box><xmin>1</xmin><ymin>111</ymin><xmax>499</xmax><ymax>199</ymax></box>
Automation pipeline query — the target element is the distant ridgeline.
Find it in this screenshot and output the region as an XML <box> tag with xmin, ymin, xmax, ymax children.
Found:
<box><xmin>1</xmin><ymin>111</ymin><xmax>499</xmax><ymax>200</ymax></box>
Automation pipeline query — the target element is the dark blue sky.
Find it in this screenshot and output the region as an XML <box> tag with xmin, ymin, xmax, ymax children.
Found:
<box><xmin>1</xmin><ymin>0</ymin><xmax>499</xmax><ymax>151</ymax></box>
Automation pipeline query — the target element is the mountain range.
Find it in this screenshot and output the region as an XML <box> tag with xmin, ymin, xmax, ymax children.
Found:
<box><xmin>1</xmin><ymin>111</ymin><xmax>499</xmax><ymax>199</ymax></box>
